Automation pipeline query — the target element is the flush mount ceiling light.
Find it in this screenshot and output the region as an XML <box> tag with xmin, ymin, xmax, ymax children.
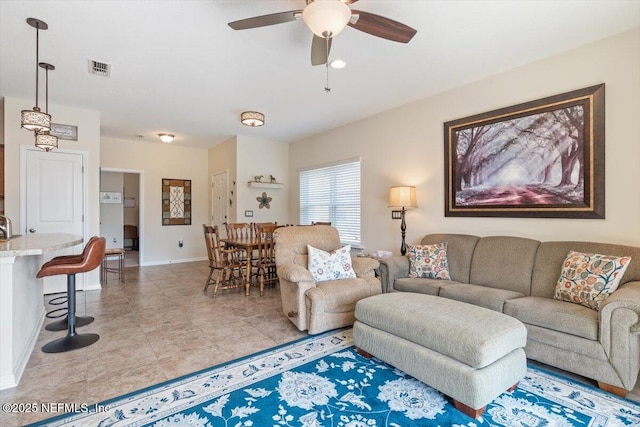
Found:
<box><xmin>241</xmin><ymin>111</ymin><xmax>265</xmax><ymax>127</ymax></box>
<box><xmin>20</xmin><ymin>18</ymin><xmax>51</xmax><ymax>133</ymax></box>
<box><xmin>158</xmin><ymin>133</ymin><xmax>174</xmax><ymax>143</ymax></box>
<box><xmin>302</xmin><ymin>0</ymin><xmax>351</xmax><ymax>39</ymax></box>
<box><xmin>35</xmin><ymin>62</ymin><xmax>58</xmax><ymax>151</ymax></box>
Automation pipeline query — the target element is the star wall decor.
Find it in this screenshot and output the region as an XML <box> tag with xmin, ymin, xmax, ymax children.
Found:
<box><xmin>257</xmin><ymin>192</ymin><xmax>272</xmax><ymax>209</ymax></box>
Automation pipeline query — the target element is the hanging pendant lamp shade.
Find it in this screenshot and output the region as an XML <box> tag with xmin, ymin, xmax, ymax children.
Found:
<box><xmin>21</xmin><ymin>18</ymin><xmax>51</xmax><ymax>133</ymax></box>
<box><xmin>35</xmin><ymin>62</ymin><xmax>58</xmax><ymax>152</ymax></box>
<box><xmin>302</xmin><ymin>0</ymin><xmax>351</xmax><ymax>38</ymax></box>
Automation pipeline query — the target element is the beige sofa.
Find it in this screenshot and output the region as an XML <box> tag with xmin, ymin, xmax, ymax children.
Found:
<box><xmin>378</xmin><ymin>233</ymin><xmax>640</xmax><ymax>396</ymax></box>
<box><xmin>275</xmin><ymin>225</ymin><xmax>381</xmax><ymax>334</ymax></box>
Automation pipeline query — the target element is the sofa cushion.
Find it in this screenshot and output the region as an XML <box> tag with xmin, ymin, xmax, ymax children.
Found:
<box><xmin>394</xmin><ymin>277</ymin><xmax>457</xmax><ymax>295</ymax></box>
<box><xmin>307</xmin><ymin>244</ymin><xmax>356</xmax><ymax>282</ymax></box>
<box><xmin>469</xmin><ymin>236</ymin><xmax>540</xmax><ymax>295</ymax></box>
<box><xmin>504</xmin><ymin>296</ymin><xmax>598</xmax><ymax>341</ymax></box>
<box><xmin>553</xmin><ymin>250</ymin><xmax>631</xmax><ymax>311</ymax></box>
<box><xmin>439</xmin><ymin>283</ymin><xmax>524</xmax><ymax>312</ymax></box>
<box><xmin>420</xmin><ymin>234</ymin><xmax>480</xmax><ymax>283</ymax></box>
<box><xmin>407</xmin><ymin>242</ymin><xmax>450</xmax><ymax>279</ymax></box>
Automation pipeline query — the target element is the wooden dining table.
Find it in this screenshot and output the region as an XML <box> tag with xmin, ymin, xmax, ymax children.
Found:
<box><xmin>220</xmin><ymin>237</ymin><xmax>273</xmax><ymax>296</ymax></box>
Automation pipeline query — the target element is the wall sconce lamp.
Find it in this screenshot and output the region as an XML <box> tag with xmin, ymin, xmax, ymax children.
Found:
<box><xmin>389</xmin><ymin>185</ymin><xmax>418</xmax><ymax>256</ymax></box>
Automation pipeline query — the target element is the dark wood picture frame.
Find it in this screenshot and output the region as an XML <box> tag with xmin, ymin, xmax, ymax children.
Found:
<box><xmin>162</xmin><ymin>178</ymin><xmax>192</xmax><ymax>225</ymax></box>
<box><xmin>444</xmin><ymin>84</ymin><xmax>604</xmax><ymax>218</ymax></box>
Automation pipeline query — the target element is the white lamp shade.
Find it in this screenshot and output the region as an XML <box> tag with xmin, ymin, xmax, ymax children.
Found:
<box><xmin>389</xmin><ymin>186</ymin><xmax>418</xmax><ymax>208</ymax></box>
<box><xmin>35</xmin><ymin>131</ymin><xmax>58</xmax><ymax>152</ymax></box>
<box><xmin>302</xmin><ymin>0</ymin><xmax>351</xmax><ymax>38</ymax></box>
<box><xmin>21</xmin><ymin>109</ymin><xmax>51</xmax><ymax>133</ymax></box>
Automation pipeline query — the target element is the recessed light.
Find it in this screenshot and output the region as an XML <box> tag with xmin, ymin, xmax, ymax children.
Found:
<box><xmin>158</xmin><ymin>133</ymin><xmax>174</xmax><ymax>143</ymax></box>
<box><xmin>330</xmin><ymin>59</ymin><xmax>347</xmax><ymax>69</ymax></box>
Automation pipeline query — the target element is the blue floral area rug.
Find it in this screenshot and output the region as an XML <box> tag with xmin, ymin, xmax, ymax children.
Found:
<box><xmin>28</xmin><ymin>329</ymin><xmax>640</xmax><ymax>427</ymax></box>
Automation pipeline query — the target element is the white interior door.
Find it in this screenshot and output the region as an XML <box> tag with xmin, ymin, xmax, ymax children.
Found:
<box><xmin>25</xmin><ymin>148</ymin><xmax>84</xmax><ymax>294</ymax></box>
<box><xmin>211</xmin><ymin>170</ymin><xmax>228</xmax><ymax>232</ymax></box>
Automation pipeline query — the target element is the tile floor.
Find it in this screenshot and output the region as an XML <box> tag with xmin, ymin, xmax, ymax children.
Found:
<box><xmin>0</xmin><ymin>260</ymin><xmax>638</xmax><ymax>426</ymax></box>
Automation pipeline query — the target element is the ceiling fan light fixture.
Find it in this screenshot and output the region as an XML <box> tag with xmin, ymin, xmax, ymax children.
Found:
<box><xmin>302</xmin><ymin>0</ymin><xmax>351</xmax><ymax>38</ymax></box>
<box><xmin>241</xmin><ymin>111</ymin><xmax>265</xmax><ymax>127</ymax></box>
<box><xmin>158</xmin><ymin>133</ymin><xmax>174</xmax><ymax>143</ymax></box>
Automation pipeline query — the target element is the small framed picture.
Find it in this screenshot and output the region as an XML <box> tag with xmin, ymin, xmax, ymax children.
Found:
<box><xmin>50</xmin><ymin>123</ymin><xmax>78</xmax><ymax>141</ymax></box>
<box><xmin>100</xmin><ymin>191</ymin><xmax>122</xmax><ymax>204</ymax></box>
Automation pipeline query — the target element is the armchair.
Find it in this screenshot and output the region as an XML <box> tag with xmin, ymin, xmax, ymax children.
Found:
<box><xmin>274</xmin><ymin>225</ymin><xmax>381</xmax><ymax>334</ymax></box>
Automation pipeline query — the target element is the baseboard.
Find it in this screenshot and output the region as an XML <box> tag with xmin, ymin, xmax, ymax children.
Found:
<box><xmin>0</xmin><ymin>307</ymin><xmax>45</xmax><ymax>390</ymax></box>
<box><xmin>141</xmin><ymin>257</ymin><xmax>207</xmax><ymax>267</ymax></box>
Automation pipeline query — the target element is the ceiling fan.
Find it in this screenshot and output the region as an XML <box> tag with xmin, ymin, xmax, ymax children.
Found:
<box><xmin>228</xmin><ymin>0</ymin><xmax>417</xmax><ymax>66</ymax></box>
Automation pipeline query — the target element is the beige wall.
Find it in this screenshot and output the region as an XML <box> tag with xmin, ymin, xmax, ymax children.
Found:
<box><xmin>289</xmin><ymin>28</ymin><xmax>640</xmax><ymax>253</ymax></box>
<box><xmin>101</xmin><ymin>137</ymin><xmax>209</xmax><ymax>265</ymax></box>
<box><xmin>207</xmin><ymin>135</ymin><xmax>290</xmax><ymax>225</ymax></box>
<box><xmin>236</xmin><ymin>136</ymin><xmax>289</xmax><ymax>224</ymax></box>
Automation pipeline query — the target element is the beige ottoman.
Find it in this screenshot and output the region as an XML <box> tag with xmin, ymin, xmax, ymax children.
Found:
<box><xmin>353</xmin><ymin>293</ymin><xmax>527</xmax><ymax>418</ymax></box>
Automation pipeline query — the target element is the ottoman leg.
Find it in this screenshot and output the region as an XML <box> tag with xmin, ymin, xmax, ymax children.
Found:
<box><xmin>453</xmin><ymin>382</ymin><xmax>519</xmax><ymax>419</ymax></box>
<box><xmin>356</xmin><ymin>347</ymin><xmax>373</xmax><ymax>359</ymax></box>
<box><xmin>453</xmin><ymin>401</ymin><xmax>485</xmax><ymax>419</ymax></box>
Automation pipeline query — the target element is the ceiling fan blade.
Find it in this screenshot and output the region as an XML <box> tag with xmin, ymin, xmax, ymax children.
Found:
<box><xmin>311</xmin><ymin>35</ymin><xmax>332</xmax><ymax>66</ymax></box>
<box><xmin>348</xmin><ymin>10</ymin><xmax>417</xmax><ymax>43</ymax></box>
<box><xmin>228</xmin><ymin>10</ymin><xmax>301</xmax><ymax>30</ymax></box>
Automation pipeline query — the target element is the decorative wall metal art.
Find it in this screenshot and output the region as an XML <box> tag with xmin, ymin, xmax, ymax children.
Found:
<box><xmin>162</xmin><ymin>178</ymin><xmax>192</xmax><ymax>225</ymax></box>
<box><xmin>444</xmin><ymin>84</ymin><xmax>604</xmax><ymax>219</ymax></box>
<box><xmin>257</xmin><ymin>192</ymin><xmax>272</xmax><ymax>209</ymax></box>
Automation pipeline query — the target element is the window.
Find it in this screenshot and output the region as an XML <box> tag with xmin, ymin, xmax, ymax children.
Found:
<box><xmin>299</xmin><ymin>158</ymin><xmax>361</xmax><ymax>246</ymax></box>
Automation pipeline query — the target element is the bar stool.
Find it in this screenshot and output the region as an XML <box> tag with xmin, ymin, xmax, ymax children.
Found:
<box><xmin>43</xmin><ymin>236</ymin><xmax>98</xmax><ymax>331</ymax></box>
<box><xmin>37</xmin><ymin>237</ymin><xmax>105</xmax><ymax>353</ymax></box>
<box><xmin>101</xmin><ymin>248</ymin><xmax>125</xmax><ymax>284</ymax></box>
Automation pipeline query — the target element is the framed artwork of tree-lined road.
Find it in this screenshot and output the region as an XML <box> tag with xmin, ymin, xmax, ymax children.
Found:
<box><xmin>444</xmin><ymin>84</ymin><xmax>604</xmax><ymax>218</ymax></box>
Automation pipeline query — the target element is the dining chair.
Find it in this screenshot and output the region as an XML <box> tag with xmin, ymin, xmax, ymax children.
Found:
<box><xmin>202</xmin><ymin>224</ymin><xmax>244</xmax><ymax>298</ymax></box>
<box><xmin>254</xmin><ymin>223</ymin><xmax>281</xmax><ymax>296</ymax></box>
<box><xmin>225</xmin><ymin>222</ymin><xmax>253</xmax><ymax>240</ymax></box>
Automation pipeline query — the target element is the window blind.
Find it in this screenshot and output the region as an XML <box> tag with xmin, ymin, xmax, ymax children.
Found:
<box><xmin>299</xmin><ymin>159</ymin><xmax>361</xmax><ymax>247</ymax></box>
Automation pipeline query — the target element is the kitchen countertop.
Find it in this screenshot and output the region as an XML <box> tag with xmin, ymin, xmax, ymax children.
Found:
<box><xmin>0</xmin><ymin>233</ymin><xmax>83</xmax><ymax>257</ymax></box>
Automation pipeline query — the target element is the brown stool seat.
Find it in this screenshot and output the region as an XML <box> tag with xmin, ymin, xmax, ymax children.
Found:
<box><xmin>38</xmin><ymin>237</ymin><xmax>105</xmax><ymax>353</ymax></box>
<box><xmin>101</xmin><ymin>248</ymin><xmax>125</xmax><ymax>284</ymax></box>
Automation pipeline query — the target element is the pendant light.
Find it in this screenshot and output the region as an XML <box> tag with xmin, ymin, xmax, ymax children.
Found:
<box><xmin>20</xmin><ymin>18</ymin><xmax>51</xmax><ymax>133</ymax></box>
<box><xmin>35</xmin><ymin>62</ymin><xmax>58</xmax><ymax>151</ymax></box>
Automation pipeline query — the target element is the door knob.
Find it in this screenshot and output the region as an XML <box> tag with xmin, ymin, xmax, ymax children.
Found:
<box><xmin>29</xmin><ymin>228</ymin><xmax>36</xmax><ymax>233</ymax></box>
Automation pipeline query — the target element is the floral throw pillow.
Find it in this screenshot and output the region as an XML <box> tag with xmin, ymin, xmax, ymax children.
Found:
<box><xmin>307</xmin><ymin>245</ymin><xmax>356</xmax><ymax>283</ymax></box>
<box><xmin>554</xmin><ymin>250</ymin><xmax>631</xmax><ymax>311</ymax></box>
<box><xmin>407</xmin><ymin>243</ymin><xmax>451</xmax><ymax>280</ymax></box>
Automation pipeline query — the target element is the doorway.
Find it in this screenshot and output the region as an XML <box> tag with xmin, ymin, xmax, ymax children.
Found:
<box><xmin>211</xmin><ymin>169</ymin><xmax>229</xmax><ymax>231</ymax></box>
<box><xmin>100</xmin><ymin>168</ymin><xmax>143</xmax><ymax>268</ymax></box>
<box><xmin>22</xmin><ymin>146</ymin><xmax>86</xmax><ymax>294</ymax></box>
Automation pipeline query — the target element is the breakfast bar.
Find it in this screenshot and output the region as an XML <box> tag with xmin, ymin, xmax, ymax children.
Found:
<box><xmin>0</xmin><ymin>233</ymin><xmax>83</xmax><ymax>390</ymax></box>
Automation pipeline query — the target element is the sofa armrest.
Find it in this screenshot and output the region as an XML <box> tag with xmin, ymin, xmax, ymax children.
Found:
<box><xmin>351</xmin><ymin>257</ymin><xmax>379</xmax><ymax>278</ymax></box>
<box><xmin>277</xmin><ymin>263</ymin><xmax>315</xmax><ymax>283</ymax></box>
<box><xmin>378</xmin><ymin>256</ymin><xmax>410</xmax><ymax>293</ymax></box>
<box><xmin>599</xmin><ymin>280</ymin><xmax>640</xmax><ymax>390</ymax></box>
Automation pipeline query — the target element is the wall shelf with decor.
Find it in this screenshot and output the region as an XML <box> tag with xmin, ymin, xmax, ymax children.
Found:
<box><xmin>247</xmin><ymin>181</ymin><xmax>284</xmax><ymax>189</ymax></box>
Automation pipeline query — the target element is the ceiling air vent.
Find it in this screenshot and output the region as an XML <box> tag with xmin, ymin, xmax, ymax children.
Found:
<box><xmin>88</xmin><ymin>59</ymin><xmax>111</xmax><ymax>77</ymax></box>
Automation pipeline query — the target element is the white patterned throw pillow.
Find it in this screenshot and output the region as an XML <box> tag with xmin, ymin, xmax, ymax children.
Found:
<box><xmin>307</xmin><ymin>245</ymin><xmax>356</xmax><ymax>282</ymax></box>
<box><xmin>407</xmin><ymin>242</ymin><xmax>451</xmax><ymax>280</ymax></box>
<box><xmin>554</xmin><ymin>250</ymin><xmax>631</xmax><ymax>311</ymax></box>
